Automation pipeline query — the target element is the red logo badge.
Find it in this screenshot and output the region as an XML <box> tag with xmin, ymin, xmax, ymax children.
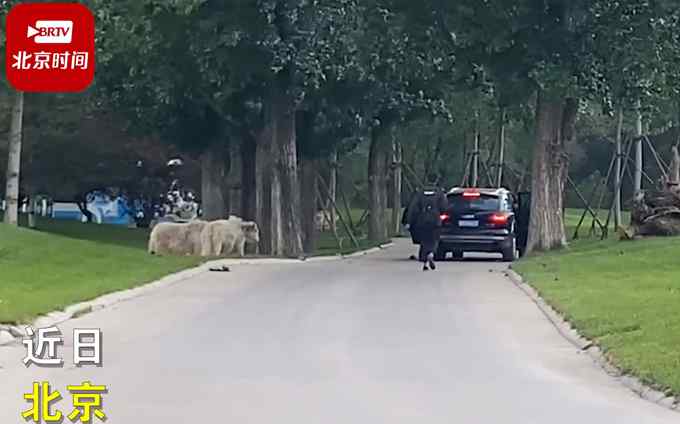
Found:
<box><xmin>5</xmin><ymin>3</ymin><xmax>95</xmax><ymax>92</ymax></box>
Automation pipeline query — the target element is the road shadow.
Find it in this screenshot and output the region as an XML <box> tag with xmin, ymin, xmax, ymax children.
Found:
<box><xmin>386</xmin><ymin>254</ymin><xmax>504</xmax><ymax>263</ymax></box>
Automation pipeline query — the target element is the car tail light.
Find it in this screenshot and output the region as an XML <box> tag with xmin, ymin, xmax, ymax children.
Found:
<box><xmin>489</xmin><ymin>213</ymin><xmax>509</xmax><ymax>225</ymax></box>
<box><xmin>440</xmin><ymin>213</ymin><xmax>450</xmax><ymax>221</ymax></box>
<box><xmin>463</xmin><ymin>190</ymin><xmax>480</xmax><ymax>198</ymax></box>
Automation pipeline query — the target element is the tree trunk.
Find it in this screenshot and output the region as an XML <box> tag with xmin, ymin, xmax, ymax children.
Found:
<box><xmin>368</xmin><ymin>128</ymin><xmax>389</xmax><ymax>243</ymax></box>
<box><xmin>269</xmin><ymin>87</ymin><xmax>303</xmax><ymax>257</ymax></box>
<box><xmin>472</xmin><ymin>110</ymin><xmax>480</xmax><ymax>187</ymax></box>
<box><xmin>526</xmin><ymin>93</ymin><xmax>576</xmax><ymax>253</ymax></box>
<box><xmin>227</xmin><ymin>145</ymin><xmax>241</xmax><ymax>217</ymax></box>
<box><xmin>497</xmin><ymin>107</ymin><xmax>506</xmax><ymax>187</ymax></box>
<box><xmin>461</xmin><ymin>129</ymin><xmax>468</xmax><ymax>174</ymax></box>
<box><xmin>328</xmin><ymin>150</ymin><xmax>338</xmax><ymax>236</ymax></box>
<box><xmin>390</xmin><ymin>136</ymin><xmax>403</xmax><ymax>236</ymax></box>
<box><xmin>300</xmin><ymin>157</ymin><xmax>318</xmax><ymax>255</ymax></box>
<box><xmin>614</xmin><ymin>107</ymin><xmax>624</xmax><ymax>229</ymax></box>
<box><xmin>25</xmin><ymin>137</ymin><xmax>35</xmax><ymax>228</ymax></box>
<box><xmin>255</xmin><ymin>125</ymin><xmax>273</xmax><ymax>255</ymax></box>
<box><xmin>200</xmin><ymin>144</ymin><xmax>228</xmax><ymax>221</ymax></box>
<box><xmin>240</xmin><ymin>136</ymin><xmax>257</xmax><ymax>221</ymax></box>
<box><xmin>670</xmin><ymin>146</ymin><xmax>680</xmax><ymax>185</ymax></box>
<box><xmin>634</xmin><ymin>101</ymin><xmax>643</xmax><ymax>195</ymax></box>
<box><xmin>27</xmin><ymin>209</ymin><xmax>36</xmax><ymax>228</ymax></box>
<box><xmin>3</xmin><ymin>91</ymin><xmax>25</xmax><ymax>226</ymax></box>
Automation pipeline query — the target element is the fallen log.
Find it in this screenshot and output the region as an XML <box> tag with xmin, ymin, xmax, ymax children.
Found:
<box><xmin>626</xmin><ymin>146</ymin><xmax>680</xmax><ymax>238</ymax></box>
<box><xmin>629</xmin><ymin>190</ymin><xmax>680</xmax><ymax>237</ymax></box>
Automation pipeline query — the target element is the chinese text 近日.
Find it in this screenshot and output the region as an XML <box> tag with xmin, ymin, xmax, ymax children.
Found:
<box><xmin>23</xmin><ymin>326</ymin><xmax>102</xmax><ymax>367</ymax></box>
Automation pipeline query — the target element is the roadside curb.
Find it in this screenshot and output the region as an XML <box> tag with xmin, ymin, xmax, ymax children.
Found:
<box><xmin>340</xmin><ymin>242</ymin><xmax>394</xmax><ymax>259</ymax></box>
<box><xmin>0</xmin><ymin>242</ymin><xmax>393</xmax><ymax>347</ymax></box>
<box><xmin>504</xmin><ymin>268</ymin><xmax>679</xmax><ymax>412</ymax></box>
<box><xmin>0</xmin><ymin>265</ymin><xmax>207</xmax><ymax>347</ymax></box>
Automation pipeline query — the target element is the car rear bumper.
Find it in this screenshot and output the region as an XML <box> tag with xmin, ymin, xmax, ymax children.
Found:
<box><xmin>439</xmin><ymin>234</ymin><xmax>514</xmax><ymax>253</ymax></box>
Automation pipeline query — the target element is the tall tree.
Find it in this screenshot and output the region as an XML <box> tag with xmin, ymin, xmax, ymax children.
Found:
<box><xmin>96</xmin><ymin>0</ymin><xmax>364</xmax><ymax>257</ymax></box>
<box><xmin>395</xmin><ymin>0</ymin><xmax>680</xmax><ymax>253</ymax></box>
<box><xmin>355</xmin><ymin>3</ymin><xmax>453</xmax><ymax>242</ymax></box>
<box><xmin>3</xmin><ymin>90</ymin><xmax>24</xmax><ymax>226</ymax></box>
<box><xmin>1</xmin><ymin>1</ymin><xmax>26</xmax><ymax>226</ymax></box>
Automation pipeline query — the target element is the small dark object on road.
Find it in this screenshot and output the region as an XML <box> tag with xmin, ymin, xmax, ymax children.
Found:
<box><xmin>209</xmin><ymin>266</ymin><xmax>231</xmax><ymax>272</ymax></box>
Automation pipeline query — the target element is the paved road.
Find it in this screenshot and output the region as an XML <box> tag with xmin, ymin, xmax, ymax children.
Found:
<box><xmin>1</xmin><ymin>240</ymin><xmax>677</xmax><ymax>423</ymax></box>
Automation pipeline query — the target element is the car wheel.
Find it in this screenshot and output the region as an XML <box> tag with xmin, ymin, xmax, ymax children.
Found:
<box><xmin>451</xmin><ymin>250</ymin><xmax>464</xmax><ymax>260</ymax></box>
<box><xmin>435</xmin><ymin>248</ymin><xmax>447</xmax><ymax>261</ymax></box>
<box><xmin>502</xmin><ymin>237</ymin><xmax>517</xmax><ymax>262</ymax></box>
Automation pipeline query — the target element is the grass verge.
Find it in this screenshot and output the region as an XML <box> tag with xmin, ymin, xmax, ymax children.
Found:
<box><xmin>0</xmin><ymin>219</ymin><xmax>202</xmax><ymax>324</ymax></box>
<box><xmin>514</xmin><ymin>211</ymin><xmax>680</xmax><ymax>395</ymax></box>
<box><xmin>0</xmin><ymin>209</ymin><xmax>391</xmax><ymax>323</ymax></box>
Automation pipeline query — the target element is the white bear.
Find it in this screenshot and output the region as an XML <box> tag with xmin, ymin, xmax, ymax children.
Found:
<box><xmin>148</xmin><ymin>220</ymin><xmax>207</xmax><ymax>256</ymax></box>
<box><xmin>200</xmin><ymin>219</ymin><xmax>260</xmax><ymax>257</ymax></box>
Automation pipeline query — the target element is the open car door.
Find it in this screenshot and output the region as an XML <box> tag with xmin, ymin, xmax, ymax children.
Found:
<box><xmin>515</xmin><ymin>191</ymin><xmax>531</xmax><ymax>256</ymax></box>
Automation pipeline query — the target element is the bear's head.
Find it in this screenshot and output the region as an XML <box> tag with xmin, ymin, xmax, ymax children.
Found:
<box><xmin>241</xmin><ymin>221</ymin><xmax>260</xmax><ymax>244</ymax></box>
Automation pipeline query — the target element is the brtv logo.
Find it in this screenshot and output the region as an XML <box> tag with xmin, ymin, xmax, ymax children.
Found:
<box><xmin>27</xmin><ymin>20</ymin><xmax>74</xmax><ymax>44</ymax></box>
<box><xmin>5</xmin><ymin>3</ymin><xmax>95</xmax><ymax>92</ymax></box>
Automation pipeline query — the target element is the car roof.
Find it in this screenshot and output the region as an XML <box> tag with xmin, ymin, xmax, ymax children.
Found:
<box><xmin>447</xmin><ymin>187</ymin><xmax>511</xmax><ymax>196</ymax></box>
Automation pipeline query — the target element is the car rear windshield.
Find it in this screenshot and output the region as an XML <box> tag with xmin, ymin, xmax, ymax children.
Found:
<box><xmin>448</xmin><ymin>194</ymin><xmax>501</xmax><ymax>212</ymax></box>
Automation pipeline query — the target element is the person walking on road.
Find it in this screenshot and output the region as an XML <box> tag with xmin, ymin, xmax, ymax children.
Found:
<box><xmin>402</xmin><ymin>191</ymin><xmax>420</xmax><ymax>261</ymax></box>
<box><xmin>407</xmin><ymin>174</ymin><xmax>448</xmax><ymax>271</ymax></box>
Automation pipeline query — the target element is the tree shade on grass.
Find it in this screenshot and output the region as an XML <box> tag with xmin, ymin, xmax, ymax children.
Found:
<box><xmin>514</xmin><ymin>219</ymin><xmax>680</xmax><ymax>395</ymax></box>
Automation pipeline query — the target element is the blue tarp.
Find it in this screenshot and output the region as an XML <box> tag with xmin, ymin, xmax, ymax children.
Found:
<box><xmin>52</xmin><ymin>192</ymin><xmax>133</xmax><ymax>225</ymax></box>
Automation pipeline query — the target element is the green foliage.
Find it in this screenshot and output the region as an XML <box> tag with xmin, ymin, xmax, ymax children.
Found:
<box><xmin>94</xmin><ymin>0</ymin><xmax>367</xmax><ymax>154</ymax></box>
<box><xmin>0</xmin><ymin>0</ymin><xmax>22</xmax><ymax>90</ymax></box>
<box><xmin>393</xmin><ymin>0</ymin><xmax>680</xmax><ymax>113</ymax></box>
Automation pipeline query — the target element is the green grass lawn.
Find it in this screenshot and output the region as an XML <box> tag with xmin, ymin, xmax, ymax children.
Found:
<box><xmin>0</xmin><ymin>210</ymin><xmax>391</xmax><ymax>323</ymax></box>
<box><xmin>0</xmin><ymin>220</ymin><xmax>202</xmax><ymax>324</ymax></box>
<box><xmin>514</xmin><ymin>210</ymin><xmax>680</xmax><ymax>394</ymax></box>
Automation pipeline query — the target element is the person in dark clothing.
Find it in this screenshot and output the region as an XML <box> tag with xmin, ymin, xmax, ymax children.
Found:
<box><xmin>407</xmin><ymin>174</ymin><xmax>448</xmax><ymax>271</ymax></box>
<box><xmin>402</xmin><ymin>191</ymin><xmax>419</xmax><ymax>241</ymax></box>
<box><xmin>402</xmin><ymin>191</ymin><xmax>419</xmax><ymax>260</ymax></box>
<box><xmin>401</xmin><ymin>205</ymin><xmax>409</xmax><ymax>228</ymax></box>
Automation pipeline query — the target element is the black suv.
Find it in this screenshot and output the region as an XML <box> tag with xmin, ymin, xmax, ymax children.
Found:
<box><xmin>436</xmin><ymin>187</ymin><xmax>527</xmax><ymax>262</ymax></box>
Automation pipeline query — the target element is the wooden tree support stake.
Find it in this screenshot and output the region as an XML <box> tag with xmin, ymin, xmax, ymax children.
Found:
<box><xmin>644</xmin><ymin>135</ymin><xmax>669</xmax><ymax>182</ymax></box>
<box><xmin>315</xmin><ymin>184</ymin><xmax>344</xmax><ymax>252</ymax></box>
<box><xmin>572</xmin><ymin>151</ymin><xmax>616</xmax><ymax>240</ymax></box>
<box><xmin>402</xmin><ymin>162</ymin><xmax>424</xmax><ymax>189</ymax></box>
<box><xmin>337</xmin><ymin>178</ymin><xmax>357</xmax><ymax>233</ymax></box>
<box><xmin>317</xmin><ymin>171</ymin><xmax>360</xmax><ymax>249</ymax></box>
<box><xmin>567</xmin><ymin>175</ymin><xmax>607</xmax><ymax>236</ymax></box>
<box><xmin>356</xmin><ymin>208</ymin><xmax>370</xmax><ymax>229</ymax></box>
<box><xmin>480</xmin><ymin>160</ymin><xmax>495</xmax><ymax>188</ymax></box>
<box><xmin>460</xmin><ymin>153</ymin><xmax>474</xmax><ymax>187</ymax></box>
<box><xmin>603</xmin><ymin>139</ymin><xmax>635</xmax><ymax>238</ymax></box>
<box><xmin>625</xmin><ymin>156</ymin><xmax>655</xmax><ymax>185</ymax></box>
